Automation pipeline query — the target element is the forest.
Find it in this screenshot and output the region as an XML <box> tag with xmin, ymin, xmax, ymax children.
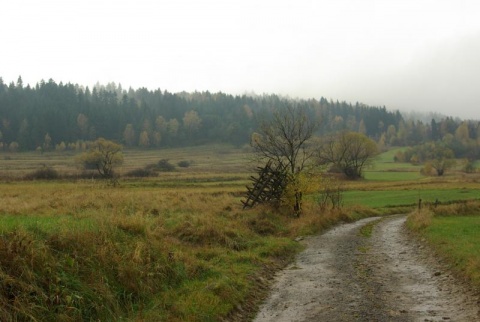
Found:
<box><xmin>1</xmin><ymin>76</ymin><xmax>479</xmax><ymax>162</ymax></box>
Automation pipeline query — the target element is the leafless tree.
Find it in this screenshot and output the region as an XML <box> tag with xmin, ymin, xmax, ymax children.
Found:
<box><xmin>251</xmin><ymin>103</ymin><xmax>317</xmax><ymax>215</ymax></box>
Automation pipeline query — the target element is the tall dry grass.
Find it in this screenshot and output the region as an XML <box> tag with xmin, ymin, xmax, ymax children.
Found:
<box><xmin>0</xmin><ymin>179</ymin><xmax>352</xmax><ymax>321</ymax></box>
<box><xmin>406</xmin><ymin>208</ymin><xmax>434</xmax><ymax>230</ymax></box>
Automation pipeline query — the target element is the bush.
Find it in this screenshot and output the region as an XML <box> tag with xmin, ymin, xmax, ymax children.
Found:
<box><xmin>463</xmin><ymin>159</ymin><xmax>476</xmax><ymax>173</ymax></box>
<box><xmin>24</xmin><ymin>166</ymin><xmax>59</xmax><ymax>180</ymax></box>
<box><xmin>177</xmin><ymin>160</ymin><xmax>191</xmax><ymax>168</ymax></box>
<box><xmin>156</xmin><ymin>159</ymin><xmax>176</xmax><ymax>172</ymax></box>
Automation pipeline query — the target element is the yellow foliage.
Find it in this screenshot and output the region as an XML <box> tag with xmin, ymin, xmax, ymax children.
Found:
<box><xmin>281</xmin><ymin>170</ymin><xmax>322</xmax><ymax>213</ymax></box>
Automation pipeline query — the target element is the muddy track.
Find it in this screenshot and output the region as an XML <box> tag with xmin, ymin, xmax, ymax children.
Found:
<box><xmin>253</xmin><ymin>215</ymin><xmax>480</xmax><ymax>322</ymax></box>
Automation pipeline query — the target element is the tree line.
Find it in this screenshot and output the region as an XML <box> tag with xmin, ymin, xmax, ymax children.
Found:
<box><xmin>1</xmin><ymin>76</ymin><xmax>479</xmax><ymax>160</ymax></box>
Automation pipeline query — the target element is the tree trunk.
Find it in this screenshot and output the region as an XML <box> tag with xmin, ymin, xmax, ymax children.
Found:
<box><xmin>294</xmin><ymin>191</ymin><xmax>303</xmax><ymax>217</ymax></box>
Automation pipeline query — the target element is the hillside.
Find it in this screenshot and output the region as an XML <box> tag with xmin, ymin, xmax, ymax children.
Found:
<box><xmin>0</xmin><ymin>77</ymin><xmax>479</xmax><ymax>161</ymax></box>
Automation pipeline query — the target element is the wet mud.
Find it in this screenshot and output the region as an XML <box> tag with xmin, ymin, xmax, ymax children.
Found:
<box><xmin>253</xmin><ymin>215</ymin><xmax>480</xmax><ymax>322</ymax></box>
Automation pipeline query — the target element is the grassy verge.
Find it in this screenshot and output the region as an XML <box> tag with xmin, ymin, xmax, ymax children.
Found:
<box><xmin>0</xmin><ymin>180</ymin><xmax>351</xmax><ymax>321</ymax></box>
<box><xmin>407</xmin><ymin>202</ymin><xmax>480</xmax><ymax>291</ymax></box>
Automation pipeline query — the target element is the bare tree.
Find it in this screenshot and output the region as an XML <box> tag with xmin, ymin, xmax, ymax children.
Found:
<box><xmin>251</xmin><ymin>103</ymin><xmax>317</xmax><ymax>215</ymax></box>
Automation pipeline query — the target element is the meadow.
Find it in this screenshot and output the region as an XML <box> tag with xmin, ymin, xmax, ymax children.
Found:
<box><xmin>424</xmin><ymin>215</ymin><xmax>480</xmax><ymax>286</ymax></box>
<box><xmin>0</xmin><ymin>145</ymin><xmax>479</xmax><ymax>321</ymax></box>
<box><xmin>0</xmin><ymin>146</ymin><xmax>351</xmax><ymax>321</ymax></box>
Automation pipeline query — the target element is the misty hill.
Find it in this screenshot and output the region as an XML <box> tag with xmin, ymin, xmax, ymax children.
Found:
<box><xmin>0</xmin><ymin>77</ymin><xmax>478</xmax><ymax>157</ymax></box>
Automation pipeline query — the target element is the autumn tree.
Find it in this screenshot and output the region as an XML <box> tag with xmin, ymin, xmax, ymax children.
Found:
<box><xmin>43</xmin><ymin>133</ymin><xmax>52</xmax><ymax>151</ymax></box>
<box><xmin>77</xmin><ymin>138</ymin><xmax>123</xmax><ymax>178</ymax></box>
<box><xmin>123</xmin><ymin>124</ymin><xmax>135</xmax><ymax>147</ymax></box>
<box><xmin>183</xmin><ymin>110</ymin><xmax>202</xmax><ymax>141</ymax></box>
<box><xmin>155</xmin><ymin>116</ymin><xmax>168</xmax><ymax>134</ymax></box>
<box><xmin>455</xmin><ymin>122</ymin><xmax>469</xmax><ymax>145</ymax></box>
<box><xmin>386</xmin><ymin>124</ymin><xmax>397</xmax><ymax>145</ymax></box>
<box><xmin>426</xmin><ymin>142</ymin><xmax>456</xmax><ymax>176</ymax></box>
<box><xmin>9</xmin><ymin>141</ymin><xmax>19</xmax><ymax>152</ymax></box>
<box><xmin>167</xmin><ymin>119</ymin><xmax>179</xmax><ymax>138</ymax></box>
<box><xmin>152</xmin><ymin>131</ymin><xmax>162</xmax><ymax>147</ymax></box>
<box><xmin>251</xmin><ymin>103</ymin><xmax>317</xmax><ymax>215</ymax></box>
<box><xmin>317</xmin><ymin>131</ymin><xmax>378</xmax><ymax>179</ymax></box>
<box><xmin>138</xmin><ymin>130</ymin><xmax>150</xmax><ymax>148</ymax></box>
<box><xmin>77</xmin><ymin>113</ymin><xmax>89</xmax><ymax>139</ymax></box>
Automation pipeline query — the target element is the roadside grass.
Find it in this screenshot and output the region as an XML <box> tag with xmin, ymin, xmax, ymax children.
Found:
<box><xmin>0</xmin><ymin>176</ymin><xmax>353</xmax><ymax>321</ymax></box>
<box><xmin>407</xmin><ymin>204</ymin><xmax>480</xmax><ymax>290</ymax></box>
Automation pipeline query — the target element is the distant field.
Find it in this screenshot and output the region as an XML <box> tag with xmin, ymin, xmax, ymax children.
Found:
<box><xmin>347</xmin><ymin>147</ymin><xmax>480</xmax><ymax>208</ymax></box>
<box><xmin>363</xmin><ymin>170</ymin><xmax>423</xmax><ymax>181</ymax></box>
<box><xmin>343</xmin><ymin>188</ymin><xmax>480</xmax><ymax>208</ymax></box>
<box><xmin>0</xmin><ymin>144</ymin><xmax>253</xmax><ymax>179</ymax></box>
<box><xmin>121</xmin><ymin>144</ymin><xmax>253</xmax><ymax>174</ymax></box>
<box><xmin>364</xmin><ymin>147</ymin><xmax>423</xmax><ymax>181</ymax></box>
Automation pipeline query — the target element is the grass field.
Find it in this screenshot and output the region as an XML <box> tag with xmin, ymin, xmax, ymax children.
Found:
<box><xmin>0</xmin><ymin>145</ymin><xmax>479</xmax><ymax>320</ymax></box>
<box><xmin>425</xmin><ymin>216</ymin><xmax>480</xmax><ymax>287</ymax></box>
<box><xmin>407</xmin><ymin>205</ymin><xmax>480</xmax><ymax>291</ymax></box>
<box><xmin>0</xmin><ymin>144</ymin><xmax>253</xmax><ymax>179</ymax></box>
<box><xmin>0</xmin><ymin>180</ymin><xmax>309</xmax><ymax>321</ymax></box>
<box><xmin>343</xmin><ymin>188</ymin><xmax>480</xmax><ymax>209</ymax></box>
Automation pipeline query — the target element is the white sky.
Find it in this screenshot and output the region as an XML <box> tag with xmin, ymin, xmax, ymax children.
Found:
<box><xmin>2</xmin><ymin>0</ymin><xmax>480</xmax><ymax>119</ymax></box>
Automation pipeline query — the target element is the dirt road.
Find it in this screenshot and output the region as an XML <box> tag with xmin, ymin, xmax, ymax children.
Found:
<box><xmin>253</xmin><ymin>215</ymin><xmax>480</xmax><ymax>322</ymax></box>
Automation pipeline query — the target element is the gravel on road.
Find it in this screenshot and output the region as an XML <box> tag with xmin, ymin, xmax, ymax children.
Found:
<box><xmin>253</xmin><ymin>215</ymin><xmax>480</xmax><ymax>322</ymax></box>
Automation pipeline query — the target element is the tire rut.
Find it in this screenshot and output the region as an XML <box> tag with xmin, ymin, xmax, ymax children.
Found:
<box><xmin>253</xmin><ymin>215</ymin><xmax>480</xmax><ymax>322</ymax></box>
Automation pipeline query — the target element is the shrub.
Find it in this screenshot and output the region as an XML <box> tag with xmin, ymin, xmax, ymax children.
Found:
<box><xmin>177</xmin><ymin>160</ymin><xmax>191</xmax><ymax>168</ymax></box>
<box><xmin>463</xmin><ymin>159</ymin><xmax>476</xmax><ymax>173</ymax></box>
<box><xmin>24</xmin><ymin>166</ymin><xmax>59</xmax><ymax>180</ymax></box>
<box><xmin>156</xmin><ymin>159</ymin><xmax>176</xmax><ymax>172</ymax></box>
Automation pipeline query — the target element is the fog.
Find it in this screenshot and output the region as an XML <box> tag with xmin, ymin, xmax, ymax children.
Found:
<box><xmin>2</xmin><ymin>0</ymin><xmax>480</xmax><ymax>119</ymax></box>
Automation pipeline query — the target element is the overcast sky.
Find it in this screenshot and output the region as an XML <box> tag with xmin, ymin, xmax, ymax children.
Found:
<box><xmin>2</xmin><ymin>0</ymin><xmax>480</xmax><ymax>119</ymax></box>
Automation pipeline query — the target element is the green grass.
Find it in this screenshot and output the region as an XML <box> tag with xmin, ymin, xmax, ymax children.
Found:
<box><xmin>359</xmin><ymin>218</ymin><xmax>382</xmax><ymax>237</ymax></box>
<box><xmin>363</xmin><ymin>170</ymin><xmax>423</xmax><ymax>181</ymax></box>
<box><xmin>422</xmin><ymin>215</ymin><xmax>480</xmax><ymax>288</ymax></box>
<box><xmin>343</xmin><ymin>189</ymin><xmax>480</xmax><ymax>208</ymax></box>
<box><xmin>0</xmin><ymin>214</ymin><xmax>99</xmax><ymax>234</ymax></box>
<box><xmin>374</xmin><ymin>147</ymin><xmax>404</xmax><ymax>163</ymax></box>
<box><xmin>364</xmin><ymin>148</ymin><xmax>423</xmax><ymax>181</ymax></box>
